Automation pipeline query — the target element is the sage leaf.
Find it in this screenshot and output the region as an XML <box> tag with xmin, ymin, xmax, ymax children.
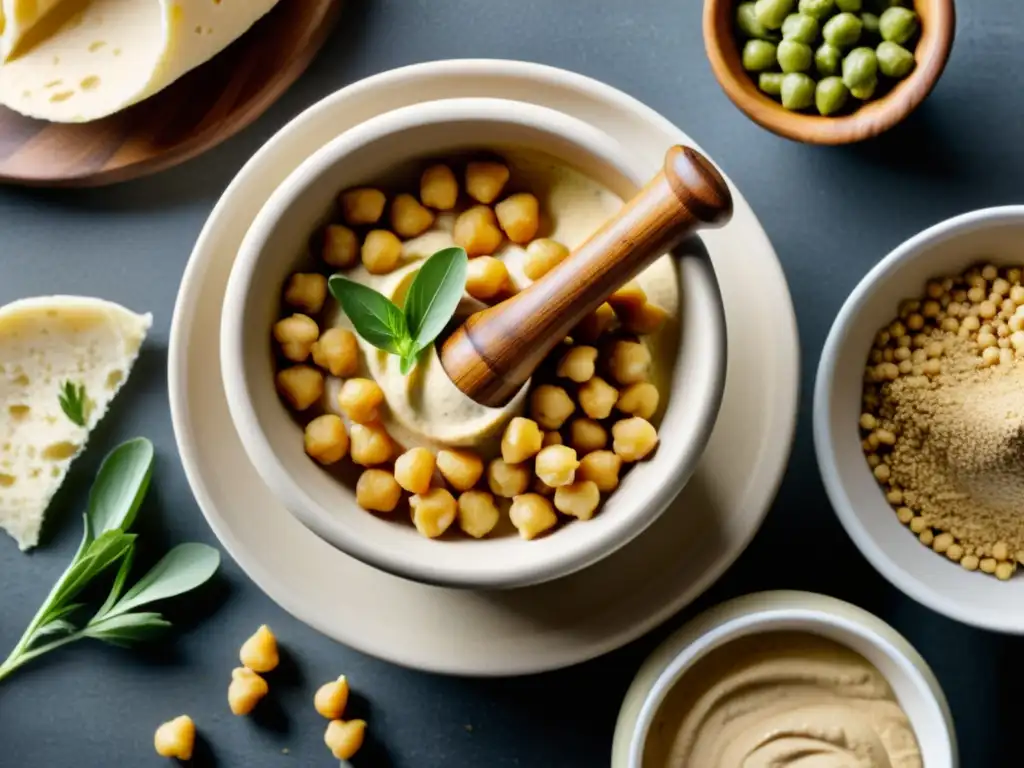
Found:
<box><xmin>328</xmin><ymin>276</ymin><xmax>408</xmax><ymax>354</ymax></box>
<box><xmin>33</xmin><ymin>618</ymin><xmax>77</xmax><ymax>642</ymax></box>
<box><xmin>403</xmin><ymin>246</ymin><xmax>468</xmax><ymax>351</ymax></box>
<box><xmin>84</xmin><ymin>612</ymin><xmax>171</xmax><ymax>647</ymax></box>
<box><xmin>96</xmin><ymin>544</ymin><xmax>135</xmax><ymax>618</ymax></box>
<box><xmin>53</xmin><ymin>531</ymin><xmax>135</xmax><ymax>607</ymax></box>
<box><xmin>85</xmin><ymin>438</ymin><xmax>154</xmax><ymax>541</ymax></box>
<box><xmin>104</xmin><ymin>543</ymin><xmax>220</xmax><ymax>619</ymax></box>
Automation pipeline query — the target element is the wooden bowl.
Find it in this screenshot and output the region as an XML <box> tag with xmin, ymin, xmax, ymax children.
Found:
<box><xmin>703</xmin><ymin>0</ymin><xmax>955</xmax><ymax>144</ymax></box>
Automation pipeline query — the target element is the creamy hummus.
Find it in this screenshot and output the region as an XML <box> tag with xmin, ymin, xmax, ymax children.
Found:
<box><xmin>645</xmin><ymin>632</ymin><xmax>922</xmax><ymax>768</ymax></box>
<box><xmin>324</xmin><ymin>150</ymin><xmax>681</xmax><ymax>454</ymax></box>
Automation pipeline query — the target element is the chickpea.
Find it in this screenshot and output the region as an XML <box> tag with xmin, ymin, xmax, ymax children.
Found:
<box><xmin>303</xmin><ymin>415</ymin><xmax>349</xmax><ymax>465</ymax></box>
<box><xmin>457</xmin><ymin>490</ymin><xmax>500</xmax><ymax>538</ymax></box>
<box><xmin>356</xmin><ymin>468</ymin><xmax>402</xmax><ymax>512</ymax></box>
<box><xmin>616</xmin><ymin>381</ymin><xmax>659</xmax><ymax>420</ymax></box>
<box><xmin>274</xmin><ymin>313</ymin><xmax>319</xmax><ymax>362</ymax></box>
<box><xmin>574</xmin><ymin>302</ymin><xmax>617</xmax><ymax>343</ymax></box>
<box><xmin>530</xmin><ymin>384</ymin><xmax>576</xmax><ymax>430</ymax></box>
<box><xmin>239</xmin><ymin>624</ymin><xmax>279</xmax><ymax>673</ymax></box>
<box><xmin>554</xmin><ymin>480</ymin><xmax>601</xmax><ymax>521</ymax></box>
<box><xmin>324</xmin><ymin>719</ymin><xmax>367</xmax><ymax>761</ymax></box>
<box><xmin>569</xmin><ymin>418</ymin><xmax>608</xmax><ymax>454</ymax></box>
<box><xmin>322</xmin><ymin>224</ymin><xmax>359</xmax><ymax>269</ymax></box>
<box><xmin>577</xmin><ymin>450</ymin><xmax>622</xmax><ymax>492</ymax></box>
<box><xmin>349</xmin><ymin>423</ymin><xmax>393</xmax><ymax>466</ymax></box>
<box><xmin>612</xmin><ymin>417</ymin><xmax>659</xmax><ymax>462</ymax></box>
<box><xmin>453</xmin><ymin>205</ymin><xmax>503</xmax><ymax>257</ymax></box>
<box><xmin>314</xmin><ymin>675</ymin><xmax>349</xmax><ymax>720</ymax></box>
<box><xmin>465</xmin><ymin>256</ymin><xmax>511</xmax><ymax>301</ymax></box>
<box><xmin>465</xmin><ymin>161</ymin><xmax>510</xmax><ymax>204</ymax></box>
<box><xmin>390</xmin><ymin>193</ymin><xmax>435</xmax><ymax>238</ymax></box>
<box><xmin>487</xmin><ymin>458</ymin><xmax>531</xmax><ymax>497</ymax></box>
<box><xmin>578</xmin><ymin>376</ymin><xmax>619</xmax><ymax>420</ymax></box>
<box><xmin>501</xmin><ymin>417</ymin><xmax>544</xmax><ymax>463</ymax></box>
<box><xmin>276</xmin><ymin>365</ymin><xmax>324</xmax><ymax>411</ymax></box>
<box><xmin>228</xmin><ymin>667</ymin><xmax>268</xmax><ymax>716</ymax></box>
<box><xmin>524</xmin><ymin>238</ymin><xmax>570</xmax><ymax>281</ymax></box>
<box><xmin>311</xmin><ymin>327</ymin><xmax>359</xmax><ymax>377</ymax></box>
<box><xmin>338</xmin><ymin>378</ymin><xmax>384</xmax><ymax>423</ymax></box>
<box><xmin>607</xmin><ymin>281</ymin><xmax>647</xmax><ymax>315</ymax></box>
<box><xmin>361</xmin><ymin>229</ymin><xmax>403</xmax><ymax>274</ymax></box>
<box><xmin>394</xmin><ymin>447</ymin><xmax>436</xmax><ymax>494</ymax></box>
<box><xmin>284</xmin><ymin>273</ymin><xmax>327</xmax><ymax>315</ymax></box>
<box><xmin>340</xmin><ymin>187</ymin><xmax>385</xmax><ymax>225</ymax></box>
<box><xmin>409</xmin><ymin>487</ymin><xmax>457</xmax><ymax>538</ymax></box>
<box><xmin>557</xmin><ymin>346</ymin><xmax>597</xmax><ymax>383</ymax></box>
<box><xmin>534</xmin><ymin>445</ymin><xmax>579</xmax><ymax>487</ymax></box>
<box><xmin>542</xmin><ymin>431</ymin><xmax>563</xmax><ymax>447</ymax></box>
<box><xmin>608</xmin><ymin>339</ymin><xmax>651</xmax><ymax>385</ymax></box>
<box><xmin>509</xmin><ymin>493</ymin><xmax>558</xmax><ymax>540</ymax></box>
<box><xmin>420</xmin><ymin>164</ymin><xmax>458</xmax><ymax>210</ymax></box>
<box><xmin>436</xmin><ymin>448</ymin><xmax>484</xmax><ymax>491</ymax></box>
<box><xmin>618</xmin><ymin>302</ymin><xmax>670</xmax><ymax>336</ymax></box>
<box><xmin>154</xmin><ymin>715</ymin><xmax>195</xmax><ymax>760</ymax></box>
<box><xmin>495</xmin><ymin>193</ymin><xmax>540</xmax><ymax>244</ymax></box>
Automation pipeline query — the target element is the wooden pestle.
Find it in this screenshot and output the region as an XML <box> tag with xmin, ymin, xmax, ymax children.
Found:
<box><xmin>440</xmin><ymin>145</ymin><xmax>733</xmax><ymax>407</ymax></box>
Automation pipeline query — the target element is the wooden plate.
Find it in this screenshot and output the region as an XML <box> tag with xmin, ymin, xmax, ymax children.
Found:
<box><xmin>0</xmin><ymin>0</ymin><xmax>341</xmax><ymax>188</ymax></box>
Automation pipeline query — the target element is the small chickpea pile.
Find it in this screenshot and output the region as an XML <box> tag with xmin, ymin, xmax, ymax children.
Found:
<box><xmin>228</xmin><ymin>624</ymin><xmax>279</xmax><ymax>715</ymax></box>
<box><xmin>315</xmin><ymin>675</ymin><xmax>367</xmax><ymax>761</ymax></box>
<box><xmin>860</xmin><ymin>262</ymin><xmax>1024</xmax><ymax>581</ymax></box>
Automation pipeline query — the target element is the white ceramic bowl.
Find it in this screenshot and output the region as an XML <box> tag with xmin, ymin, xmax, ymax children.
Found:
<box><xmin>220</xmin><ymin>97</ymin><xmax>727</xmax><ymax>589</ymax></box>
<box><xmin>612</xmin><ymin>591</ymin><xmax>957</xmax><ymax>768</ymax></box>
<box><xmin>815</xmin><ymin>206</ymin><xmax>1024</xmax><ymax>633</ymax></box>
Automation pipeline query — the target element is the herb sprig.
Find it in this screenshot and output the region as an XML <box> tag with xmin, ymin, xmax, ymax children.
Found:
<box><xmin>0</xmin><ymin>438</ymin><xmax>221</xmax><ymax>683</ymax></box>
<box><xmin>329</xmin><ymin>246</ymin><xmax>468</xmax><ymax>374</ymax></box>
<box><xmin>58</xmin><ymin>380</ymin><xmax>91</xmax><ymax>427</ymax></box>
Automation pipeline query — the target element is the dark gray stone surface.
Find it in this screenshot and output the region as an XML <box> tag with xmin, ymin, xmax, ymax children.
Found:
<box><xmin>1</xmin><ymin>0</ymin><xmax>1021</xmax><ymax>764</ymax></box>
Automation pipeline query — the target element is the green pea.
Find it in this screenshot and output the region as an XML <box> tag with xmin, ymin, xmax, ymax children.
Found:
<box><xmin>816</xmin><ymin>76</ymin><xmax>850</xmax><ymax>115</ymax></box>
<box><xmin>754</xmin><ymin>0</ymin><xmax>795</xmax><ymax>30</ymax></box>
<box><xmin>737</xmin><ymin>2</ymin><xmax>778</xmax><ymax>39</ymax></box>
<box><xmin>781</xmin><ymin>13</ymin><xmax>819</xmax><ymax>43</ymax></box>
<box><xmin>879</xmin><ymin>6</ymin><xmax>918</xmax><ymax>44</ymax></box>
<box><xmin>759</xmin><ymin>72</ymin><xmax>785</xmax><ymax>97</ymax></box>
<box><xmin>850</xmin><ymin>78</ymin><xmax>878</xmax><ymax>99</ymax></box>
<box><xmin>743</xmin><ymin>39</ymin><xmax>780</xmax><ymax>71</ymax></box>
<box><xmin>836</xmin><ymin>0</ymin><xmax>862</xmax><ymax>10</ymax></box>
<box><xmin>815</xmin><ymin>43</ymin><xmax>842</xmax><ymax>76</ymax></box>
<box><xmin>876</xmin><ymin>40</ymin><xmax>916</xmax><ymax>78</ymax></box>
<box><xmin>777</xmin><ymin>39</ymin><xmax>813</xmax><ymax>72</ymax></box>
<box><xmin>798</xmin><ymin>0</ymin><xmax>835</xmax><ymax>18</ymax></box>
<box><xmin>843</xmin><ymin>46</ymin><xmax>879</xmax><ymax>89</ymax></box>
<box><xmin>781</xmin><ymin>72</ymin><xmax>816</xmax><ymax>109</ymax></box>
<box><xmin>861</xmin><ymin>12</ymin><xmax>881</xmax><ymax>37</ymax></box>
<box><xmin>823</xmin><ymin>12</ymin><xmax>863</xmax><ymax>47</ymax></box>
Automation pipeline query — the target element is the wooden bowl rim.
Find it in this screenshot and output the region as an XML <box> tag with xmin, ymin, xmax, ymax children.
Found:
<box><xmin>702</xmin><ymin>0</ymin><xmax>956</xmax><ymax>145</ymax></box>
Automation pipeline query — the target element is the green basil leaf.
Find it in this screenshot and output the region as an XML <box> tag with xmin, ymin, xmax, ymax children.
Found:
<box><xmin>328</xmin><ymin>276</ymin><xmax>407</xmax><ymax>354</ymax></box>
<box><xmin>104</xmin><ymin>543</ymin><xmax>220</xmax><ymax>619</ymax></box>
<box><xmin>85</xmin><ymin>438</ymin><xmax>154</xmax><ymax>541</ymax></box>
<box><xmin>403</xmin><ymin>246</ymin><xmax>468</xmax><ymax>349</ymax></box>
<box><xmin>84</xmin><ymin>612</ymin><xmax>171</xmax><ymax>647</ymax></box>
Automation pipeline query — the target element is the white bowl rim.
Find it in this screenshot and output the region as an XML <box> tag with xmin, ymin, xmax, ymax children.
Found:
<box><xmin>220</xmin><ymin>95</ymin><xmax>727</xmax><ymax>589</ymax></box>
<box><xmin>814</xmin><ymin>205</ymin><xmax>1024</xmax><ymax>634</ymax></box>
<box><xmin>624</xmin><ymin>590</ymin><xmax>957</xmax><ymax>768</ymax></box>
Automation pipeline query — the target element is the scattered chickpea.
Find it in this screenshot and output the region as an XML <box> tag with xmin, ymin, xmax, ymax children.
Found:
<box><xmin>340</xmin><ymin>187</ymin><xmax>386</xmax><ymax>225</ymax></box>
<box><xmin>394</xmin><ymin>447</ymin><xmax>436</xmax><ymax>494</ymax></box>
<box><xmin>356</xmin><ymin>468</ymin><xmax>402</xmax><ymax>512</ymax></box>
<box><xmin>465</xmin><ymin>256</ymin><xmax>511</xmax><ymax>301</ymax></box>
<box><xmin>154</xmin><ymin>715</ymin><xmax>195</xmax><ymax>760</ymax></box>
<box><xmin>311</xmin><ymin>327</ymin><xmax>359</xmax><ymax>377</ymax></box>
<box><xmin>274</xmin><ymin>314</ymin><xmax>320</xmax><ymax>362</ymax></box>
<box><xmin>322</xmin><ymin>224</ymin><xmax>359</xmax><ymax>269</ymax></box>
<box><xmin>501</xmin><ymin>417</ymin><xmax>544</xmax><ymax>463</ymax></box>
<box><xmin>420</xmin><ymin>164</ymin><xmax>458</xmax><ymax>210</ymax></box>
<box><xmin>457</xmin><ymin>490</ymin><xmax>500</xmax><ymax>538</ymax></box>
<box><xmin>577</xmin><ymin>450</ymin><xmax>622</xmax><ymax>492</ymax></box>
<box><xmin>228</xmin><ymin>667</ymin><xmax>269</xmax><ymax>716</ymax></box>
<box><xmin>436</xmin><ymin>449</ymin><xmax>484</xmax><ymax>491</ymax></box>
<box><xmin>509</xmin><ymin>493</ymin><xmax>558</xmax><ymax>540</ymax></box>
<box><xmin>338</xmin><ymin>378</ymin><xmax>384</xmax><ymax>424</ymax></box>
<box><xmin>390</xmin><ymin>193</ymin><xmax>435</xmax><ymax>238</ymax></box>
<box><xmin>554</xmin><ymin>480</ymin><xmax>601</xmax><ymax>521</ymax></box>
<box><xmin>465</xmin><ymin>161</ymin><xmax>510</xmax><ymax>204</ymax></box>
<box><xmin>276</xmin><ymin>365</ymin><xmax>324</xmax><ymax>411</ymax></box>
<box><xmin>314</xmin><ymin>675</ymin><xmax>349</xmax><ymax>720</ymax></box>
<box><xmin>349</xmin><ymin>423</ymin><xmax>393</xmax><ymax>466</ymax></box>
<box><xmin>240</xmin><ymin>624</ymin><xmax>279</xmax><ymax>673</ymax></box>
<box><xmin>557</xmin><ymin>346</ymin><xmax>597</xmax><ymax>383</ymax></box>
<box><xmin>487</xmin><ymin>458</ymin><xmax>531</xmax><ymax>497</ymax></box>
<box><xmin>453</xmin><ymin>205</ymin><xmax>504</xmax><ymax>257</ymax></box>
<box><xmin>530</xmin><ymin>384</ymin><xmax>576</xmax><ymax>430</ymax></box>
<box><xmin>578</xmin><ymin>376</ymin><xmax>619</xmax><ymax>420</ymax></box>
<box><xmin>607</xmin><ymin>339</ymin><xmax>651</xmax><ymax>385</ymax></box>
<box><xmin>410</xmin><ymin>488</ymin><xmax>457</xmax><ymax>538</ymax></box>
<box><xmin>361</xmin><ymin>229</ymin><xmax>403</xmax><ymax>274</ymax></box>
<box><xmin>616</xmin><ymin>381</ymin><xmax>659</xmax><ymax>420</ymax></box>
<box><xmin>618</xmin><ymin>301</ymin><xmax>670</xmax><ymax>335</ymax></box>
<box><xmin>325</xmin><ymin>719</ymin><xmax>367</xmax><ymax>761</ymax></box>
<box><xmin>284</xmin><ymin>273</ymin><xmax>327</xmax><ymax>315</ymax></box>
<box><xmin>607</xmin><ymin>281</ymin><xmax>647</xmax><ymax>315</ymax></box>
<box><xmin>304</xmin><ymin>415</ymin><xmax>349</xmax><ymax>465</ymax></box>
<box><xmin>569</xmin><ymin>418</ymin><xmax>608</xmax><ymax>454</ymax></box>
<box><xmin>524</xmin><ymin>238</ymin><xmax>570</xmax><ymax>281</ymax></box>
<box><xmin>535</xmin><ymin>445</ymin><xmax>579</xmax><ymax>487</ymax></box>
<box><xmin>495</xmin><ymin>193</ymin><xmax>540</xmax><ymax>244</ymax></box>
<box><xmin>574</xmin><ymin>302</ymin><xmax>617</xmax><ymax>343</ymax></box>
<box><xmin>612</xmin><ymin>417</ymin><xmax>659</xmax><ymax>462</ymax></box>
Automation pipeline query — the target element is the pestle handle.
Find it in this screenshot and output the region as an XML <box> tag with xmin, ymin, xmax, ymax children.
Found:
<box><xmin>441</xmin><ymin>145</ymin><xmax>733</xmax><ymax>407</ymax></box>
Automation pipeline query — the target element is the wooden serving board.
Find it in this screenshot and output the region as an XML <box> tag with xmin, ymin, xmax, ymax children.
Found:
<box><xmin>0</xmin><ymin>0</ymin><xmax>341</xmax><ymax>188</ymax></box>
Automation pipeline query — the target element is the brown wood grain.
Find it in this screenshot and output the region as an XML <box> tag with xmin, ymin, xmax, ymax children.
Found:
<box><xmin>703</xmin><ymin>0</ymin><xmax>955</xmax><ymax>145</ymax></box>
<box><xmin>0</xmin><ymin>0</ymin><xmax>341</xmax><ymax>187</ymax></box>
<box><xmin>440</xmin><ymin>145</ymin><xmax>733</xmax><ymax>408</ymax></box>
